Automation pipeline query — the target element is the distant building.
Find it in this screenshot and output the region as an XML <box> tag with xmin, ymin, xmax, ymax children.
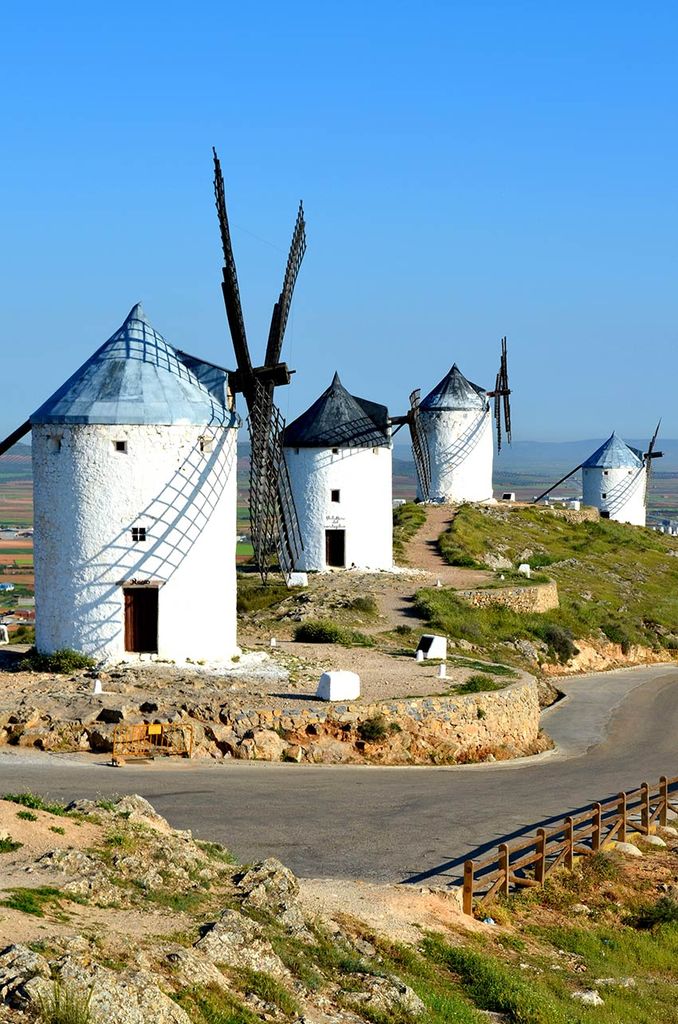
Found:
<box><xmin>581</xmin><ymin>433</ymin><xmax>646</xmax><ymax>526</ymax></box>
<box><xmin>283</xmin><ymin>372</ymin><xmax>393</xmax><ymax>571</ymax></box>
<box><xmin>30</xmin><ymin>304</ymin><xmax>240</xmax><ymax>664</ymax></box>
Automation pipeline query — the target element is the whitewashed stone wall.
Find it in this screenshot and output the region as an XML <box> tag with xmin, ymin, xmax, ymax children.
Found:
<box><xmin>284</xmin><ymin>445</ymin><xmax>393</xmax><ymax>571</ymax></box>
<box><xmin>582</xmin><ymin>464</ymin><xmax>646</xmax><ymax>526</ymax></box>
<box><xmin>32</xmin><ymin>423</ymin><xmax>238</xmax><ymax>664</ymax></box>
<box><xmin>419</xmin><ymin>407</ymin><xmax>493</xmax><ymax>502</ymax></box>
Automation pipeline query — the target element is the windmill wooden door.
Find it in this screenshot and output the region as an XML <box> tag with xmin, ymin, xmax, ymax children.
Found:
<box><xmin>325</xmin><ymin>529</ymin><xmax>345</xmax><ymax>568</ymax></box>
<box><xmin>124</xmin><ymin>587</ymin><xmax>158</xmax><ymax>653</ymax></box>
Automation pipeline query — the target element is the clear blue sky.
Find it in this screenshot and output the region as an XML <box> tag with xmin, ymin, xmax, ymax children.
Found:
<box><xmin>1</xmin><ymin>1</ymin><xmax>676</xmax><ymax>443</ymax></box>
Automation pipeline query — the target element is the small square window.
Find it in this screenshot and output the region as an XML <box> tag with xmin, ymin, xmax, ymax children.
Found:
<box><xmin>331</xmin><ymin>489</ymin><xmax>340</xmax><ymax>503</ymax></box>
<box><xmin>48</xmin><ymin>436</ymin><xmax>62</xmax><ymax>453</ymax></box>
<box><xmin>603</xmin><ymin>470</ymin><xmax>608</xmax><ymax>476</ymax></box>
<box><xmin>200</xmin><ymin>437</ymin><xmax>213</xmax><ymax>454</ymax></box>
<box><xmin>131</xmin><ymin>527</ymin><xmax>147</xmax><ymax>543</ymax></box>
<box><xmin>114</xmin><ymin>440</ymin><xmax>128</xmax><ymax>453</ymax></box>
<box><xmin>602</xmin><ymin>493</ymin><xmax>607</xmax><ymax>499</ymax></box>
<box><xmin>332</xmin><ymin>448</ymin><xmax>339</xmax><ymax>455</ymax></box>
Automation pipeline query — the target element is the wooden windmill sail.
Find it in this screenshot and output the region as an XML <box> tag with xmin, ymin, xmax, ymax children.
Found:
<box><xmin>212</xmin><ymin>149</ymin><xmax>306</xmax><ymax>582</ymax></box>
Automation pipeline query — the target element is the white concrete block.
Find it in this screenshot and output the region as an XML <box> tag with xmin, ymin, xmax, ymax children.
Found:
<box><xmin>317</xmin><ymin>670</ymin><xmax>361</xmax><ymax>702</ymax></box>
<box><xmin>287</xmin><ymin>572</ymin><xmax>308</xmax><ymax>588</ymax></box>
<box><xmin>416</xmin><ymin>634</ymin><xmax>448</xmax><ymax>660</ymax></box>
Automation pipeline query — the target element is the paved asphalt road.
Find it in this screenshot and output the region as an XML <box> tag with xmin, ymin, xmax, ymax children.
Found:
<box><xmin>0</xmin><ymin>665</ymin><xmax>676</xmax><ymax>885</ymax></box>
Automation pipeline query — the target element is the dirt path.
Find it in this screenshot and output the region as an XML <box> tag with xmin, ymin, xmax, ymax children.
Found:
<box><xmin>376</xmin><ymin>505</ymin><xmax>492</xmax><ymax>632</ymax></box>
<box><xmin>405</xmin><ymin>505</ymin><xmax>491</xmax><ymax>588</ymax></box>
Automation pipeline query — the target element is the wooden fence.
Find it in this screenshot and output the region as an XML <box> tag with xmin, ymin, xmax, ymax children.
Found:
<box><xmin>463</xmin><ymin>773</ymin><xmax>678</xmax><ymax>915</ymax></box>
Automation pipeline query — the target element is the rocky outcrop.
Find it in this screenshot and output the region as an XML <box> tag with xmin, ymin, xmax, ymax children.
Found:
<box><xmin>195</xmin><ymin>908</ymin><xmax>288</xmax><ymax>975</ymax></box>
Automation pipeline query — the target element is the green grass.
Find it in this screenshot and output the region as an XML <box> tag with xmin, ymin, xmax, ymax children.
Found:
<box><xmin>236</xmin><ymin>579</ymin><xmax>290</xmax><ymax>614</ymax></box>
<box><xmin>449</xmin><ymin>657</ymin><xmax>518</xmax><ymax>677</ymax></box>
<box><xmin>231</xmin><ymin>969</ymin><xmax>300</xmax><ymax>1017</ymax></box>
<box><xmin>423</xmin><ymin>937</ymin><xmax>572</xmax><ymax>1024</ymax></box>
<box><xmin>16</xmin><ymin>809</ymin><xmax>38</xmax><ymax>821</ymax></box>
<box><xmin>294</xmin><ymin>619</ymin><xmax>375</xmax><ymax>647</ymax></box>
<box><xmin>195</xmin><ymin>839</ymin><xmax>239</xmax><ymax>865</ymax></box>
<box><xmin>454</xmin><ymin>674</ymin><xmax>504</xmax><ymax>694</ymax></box>
<box><xmin>3</xmin><ymin>792</ymin><xmax>68</xmax><ymax>816</ymax></box>
<box><xmin>18</xmin><ymin>647</ymin><xmax>96</xmax><ymax>672</ymax></box>
<box><xmin>0</xmin><ymin>836</ymin><xmax>23</xmax><ymax>853</ymax></box>
<box><xmin>433</xmin><ymin>504</ymin><xmax>678</xmax><ymax>653</ymax></box>
<box><xmin>0</xmin><ymin>886</ymin><xmax>85</xmax><ymax>917</ymax></box>
<box><xmin>36</xmin><ymin>979</ymin><xmax>93</xmax><ymax>1024</ymax></box>
<box><xmin>176</xmin><ymin>984</ymin><xmax>260</xmax><ymax>1024</ymax></box>
<box><xmin>393</xmin><ymin>502</ymin><xmax>427</xmax><ymax>562</ymax></box>
<box><xmin>414</xmin><ymin>587</ymin><xmax>580</xmax><ymax>664</ymax></box>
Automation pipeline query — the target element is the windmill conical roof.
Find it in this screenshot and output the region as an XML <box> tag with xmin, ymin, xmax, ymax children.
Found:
<box><xmin>283</xmin><ymin>372</ymin><xmax>389</xmax><ymax>448</ymax></box>
<box><xmin>420</xmin><ymin>364</ymin><xmax>487</xmax><ymax>412</ymax></box>
<box><xmin>581</xmin><ymin>432</ymin><xmax>643</xmax><ymax>469</ymax></box>
<box><xmin>31</xmin><ymin>304</ymin><xmax>236</xmax><ymax>427</ymax></box>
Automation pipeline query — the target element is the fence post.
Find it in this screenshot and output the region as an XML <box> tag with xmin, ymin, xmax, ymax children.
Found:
<box><xmin>565</xmin><ymin>817</ymin><xmax>574</xmax><ymax>869</ymax></box>
<box><xmin>592</xmin><ymin>803</ymin><xmax>602</xmax><ymax>852</ymax></box>
<box><xmin>660</xmin><ymin>776</ymin><xmax>668</xmax><ymax>827</ymax></box>
<box><xmin>641</xmin><ymin>782</ymin><xmax>650</xmax><ymax>834</ymax></box>
<box><xmin>619</xmin><ymin>792</ymin><xmax>627</xmax><ymax>844</ymax></box>
<box><xmin>499</xmin><ymin>844</ymin><xmax>510</xmax><ymax>896</ymax></box>
<box><xmin>536</xmin><ymin>828</ymin><xmax>546</xmax><ymax>885</ymax></box>
<box><xmin>463</xmin><ymin>861</ymin><xmax>474</xmax><ymax>916</ymax></box>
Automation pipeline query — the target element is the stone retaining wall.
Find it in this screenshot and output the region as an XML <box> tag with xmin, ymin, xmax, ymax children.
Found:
<box><xmin>456</xmin><ymin>580</ymin><xmax>559</xmax><ymax>614</ymax></box>
<box><xmin>185</xmin><ymin>674</ymin><xmax>541</xmax><ymax>765</ymax></box>
<box><xmin>2</xmin><ymin>676</ymin><xmax>542</xmax><ymax>766</ymax></box>
<box><xmin>540</xmin><ymin>505</ymin><xmax>599</xmax><ymax>524</ymax></box>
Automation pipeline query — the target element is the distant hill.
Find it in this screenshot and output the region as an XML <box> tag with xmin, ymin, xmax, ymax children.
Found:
<box><xmin>394</xmin><ymin>439</ymin><xmax>678</xmax><ymax>474</ymax></box>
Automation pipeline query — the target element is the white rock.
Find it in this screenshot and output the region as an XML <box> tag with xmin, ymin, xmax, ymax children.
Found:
<box><xmin>572</xmin><ymin>903</ymin><xmax>592</xmax><ymax>915</ymax></box>
<box><xmin>612</xmin><ymin>841</ymin><xmax>643</xmax><ymax>857</ymax></box>
<box><xmin>572</xmin><ymin>990</ymin><xmax>604</xmax><ymax>1007</ymax></box>
<box><xmin>594</xmin><ymin>977</ymin><xmax>636</xmax><ymax>989</ymax></box>
<box><xmin>642</xmin><ymin>834</ymin><xmax>667</xmax><ymax>848</ymax></box>
<box><xmin>287</xmin><ymin>572</ymin><xmax>308</xmax><ymax>588</ymax></box>
<box><xmin>658</xmin><ymin>825</ymin><xmax>678</xmax><ymax>837</ymax></box>
<box><xmin>316</xmin><ymin>671</ymin><xmax>361</xmax><ymax>702</ymax></box>
<box><xmin>518</xmin><ymin>563</ymin><xmax>531</xmax><ymax>578</ymax></box>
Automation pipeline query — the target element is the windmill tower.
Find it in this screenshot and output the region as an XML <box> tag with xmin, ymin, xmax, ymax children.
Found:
<box><xmin>212</xmin><ymin>150</ymin><xmax>305</xmax><ymax>583</ymax></box>
<box><xmin>282</xmin><ymin>372</ymin><xmax>393</xmax><ymax>571</ymax></box>
<box><xmin>0</xmin><ymin>304</ymin><xmax>239</xmax><ymax>663</ymax></box>
<box><xmin>533</xmin><ymin>424</ymin><xmax>663</xmax><ymax>527</ymax></box>
<box><xmin>581</xmin><ymin>428</ymin><xmax>662</xmax><ymax>526</ymax></box>
<box><xmin>396</xmin><ymin>339</ymin><xmax>512</xmax><ymax>503</ymax></box>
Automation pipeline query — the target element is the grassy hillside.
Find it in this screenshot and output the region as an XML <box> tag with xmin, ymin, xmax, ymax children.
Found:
<box><xmin>415</xmin><ymin>505</ymin><xmax>678</xmax><ymax>663</ymax></box>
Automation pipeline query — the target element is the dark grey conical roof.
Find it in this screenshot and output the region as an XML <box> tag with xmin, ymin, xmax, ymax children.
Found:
<box><xmin>283</xmin><ymin>372</ymin><xmax>389</xmax><ymax>448</ymax></box>
<box><xmin>420</xmin><ymin>364</ymin><xmax>487</xmax><ymax>412</ymax></box>
<box><xmin>31</xmin><ymin>304</ymin><xmax>236</xmax><ymax>427</ymax></box>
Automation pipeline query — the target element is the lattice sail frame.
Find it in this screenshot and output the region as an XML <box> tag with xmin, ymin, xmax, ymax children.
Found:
<box><xmin>213</xmin><ymin>148</ymin><xmax>306</xmax><ymax>583</ymax></box>
<box><xmin>248</xmin><ymin>381</ymin><xmax>303</xmax><ymax>583</ymax></box>
<box><xmin>492</xmin><ymin>336</ymin><xmax>512</xmax><ymax>453</ymax></box>
<box><xmin>408</xmin><ymin>388</ymin><xmax>432</xmax><ymax>500</ymax></box>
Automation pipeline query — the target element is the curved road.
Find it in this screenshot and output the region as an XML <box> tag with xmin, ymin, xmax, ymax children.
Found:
<box><xmin>0</xmin><ymin>665</ymin><xmax>676</xmax><ymax>885</ymax></box>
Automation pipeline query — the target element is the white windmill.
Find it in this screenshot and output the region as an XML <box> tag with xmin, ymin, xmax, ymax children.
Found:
<box><xmin>392</xmin><ymin>338</ymin><xmax>512</xmax><ymax>503</ymax></box>
<box><xmin>282</xmin><ymin>372</ymin><xmax>393</xmax><ymax>571</ymax></box>
<box><xmin>0</xmin><ymin>304</ymin><xmax>240</xmax><ymax>664</ymax></box>
<box><xmin>534</xmin><ymin>424</ymin><xmax>663</xmax><ymax>527</ymax></box>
